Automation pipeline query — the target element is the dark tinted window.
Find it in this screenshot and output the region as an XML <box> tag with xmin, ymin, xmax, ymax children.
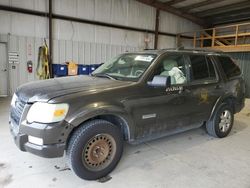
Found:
<box><xmin>189</xmin><ymin>55</ymin><xmax>217</xmax><ymax>81</ymax></box>
<box><xmin>207</xmin><ymin>57</ymin><xmax>216</xmax><ymax>78</ymax></box>
<box><xmin>218</xmin><ymin>56</ymin><xmax>241</xmax><ymax>79</ymax></box>
<box><xmin>190</xmin><ymin>55</ymin><xmax>209</xmax><ymax>80</ymax></box>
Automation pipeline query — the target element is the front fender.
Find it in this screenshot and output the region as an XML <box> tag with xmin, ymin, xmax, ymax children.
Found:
<box><xmin>65</xmin><ymin>102</ymin><xmax>135</xmax><ymax>140</ymax></box>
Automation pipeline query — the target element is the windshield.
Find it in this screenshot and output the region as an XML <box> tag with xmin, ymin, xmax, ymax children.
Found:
<box><xmin>92</xmin><ymin>53</ymin><xmax>157</xmax><ymax>81</ymax></box>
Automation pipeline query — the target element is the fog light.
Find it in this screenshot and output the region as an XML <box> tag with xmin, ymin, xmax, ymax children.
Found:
<box><xmin>28</xmin><ymin>136</ymin><xmax>43</xmax><ymax>145</ymax></box>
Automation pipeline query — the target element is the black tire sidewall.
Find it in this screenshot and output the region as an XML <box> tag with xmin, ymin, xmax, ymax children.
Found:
<box><xmin>69</xmin><ymin>120</ymin><xmax>123</xmax><ymax>180</ymax></box>
<box><xmin>214</xmin><ymin>104</ymin><xmax>234</xmax><ymax>138</ymax></box>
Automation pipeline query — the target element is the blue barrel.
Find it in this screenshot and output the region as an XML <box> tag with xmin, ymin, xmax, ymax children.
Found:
<box><xmin>52</xmin><ymin>64</ymin><xmax>68</xmax><ymax>76</ymax></box>
<box><xmin>78</xmin><ymin>64</ymin><xmax>90</xmax><ymax>75</ymax></box>
<box><xmin>89</xmin><ymin>64</ymin><xmax>100</xmax><ymax>73</ymax></box>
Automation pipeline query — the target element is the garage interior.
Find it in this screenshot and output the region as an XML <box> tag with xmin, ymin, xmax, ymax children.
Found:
<box><xmin>0</xmin><ymin>0</ymin><xmax>250</xmax><ymax>187</ymax></box>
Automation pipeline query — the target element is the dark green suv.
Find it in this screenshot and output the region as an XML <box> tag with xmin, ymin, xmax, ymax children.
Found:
<box><xmin>10</xmin><ymin>48</ymin><xmax>245</xmax><ymax>180</ymax></box>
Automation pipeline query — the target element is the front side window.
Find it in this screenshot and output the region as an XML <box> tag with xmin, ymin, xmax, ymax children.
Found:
<box><xmin>150</xmin><ymin>54</ymin><xmax>187</xmax><ymax>85</ymax></box>
<box><xmin>92</xmin><ymin>53</ymin><xmax>157</xmax><ymax>81</ymax></box>
<box><xmin>189</xmin><ymin>55</ymin><xmax>217</xmax><ymax>82</ymax></box>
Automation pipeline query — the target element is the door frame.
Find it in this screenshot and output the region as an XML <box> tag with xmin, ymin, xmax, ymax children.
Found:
<box><xmin>0</xmin><ymin>42</ymin><xmax>9</xmax><ymax>97</ymax></box>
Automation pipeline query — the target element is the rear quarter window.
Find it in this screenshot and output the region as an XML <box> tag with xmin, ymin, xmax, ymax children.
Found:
<box><xmin>217</xmin><ymin>56</ymin><xmax>241</xmax><ymax>79</ymax></box>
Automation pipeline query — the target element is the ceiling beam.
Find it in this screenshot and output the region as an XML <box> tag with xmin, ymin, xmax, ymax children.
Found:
<box><xmin>205</xmin><ymin>7</ymin><xmax>250</xmax><ymax>20</ymax></box>
<box><xmin>212</xmin><ymin>16</ymin><xmax>250</xmax><ymax>26</ymax></box>
<box><xmin>207</xmin><ymin>8</ymin><xmax>250</xmax><ymax>25</ymax></box>
<box><xmin>195</xmin><ymin>0</ymin><xmax>250</xmax><ymax>18</ymax></box>
<box><xmin>181</xmin><ymin>0</ymin><xmax>225</xmax><ymax>12</ymax></box>
<box><xmin>136</xmin><ymin>0</ymin><xmax>205</xmax><ymax>26</ymax></box>
<box><xmin>164</xmin><ymin>0</ymin><xmax>186</xmax><ymax>6</ymax></box>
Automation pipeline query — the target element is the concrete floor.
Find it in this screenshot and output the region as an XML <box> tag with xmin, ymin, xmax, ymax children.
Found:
<box><xmin>0</xmin><ymin>98</ymin><xmax>250</xmax><ymax>188</ymax></box>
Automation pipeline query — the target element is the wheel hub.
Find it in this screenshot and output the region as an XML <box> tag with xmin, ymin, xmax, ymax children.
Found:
<box><xmin>219</xmin><ymin>110</ymin><xmax>232</xmax><ymax>132</ymax></box>
<box><xmin>82</xmin><ymin>134</ymin><xmax>116</xmax><ymax>171</ymax></box>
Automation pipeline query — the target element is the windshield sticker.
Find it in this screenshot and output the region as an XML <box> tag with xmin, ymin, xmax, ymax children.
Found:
<box><xmin>135</xmin><ymin>56</ymin><xmax>154</xmax><ymax>62</ymax></box>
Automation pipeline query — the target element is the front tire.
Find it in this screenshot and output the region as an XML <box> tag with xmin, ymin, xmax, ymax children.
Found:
<box><xmin>66</xmin><ymin>119</ymin><xmax>123</xmax><ymax>180</ymax></box>
<box><xmin>206</xmin><ymin>103</ymin><xmax>234</xmax><ymax>138</ymax></box>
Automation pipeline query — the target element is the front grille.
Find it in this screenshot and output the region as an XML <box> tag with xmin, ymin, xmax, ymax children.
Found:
<box><xmin>10</xmin><ymin>98</ymin><xmax>26</xmax><ymax>126</ymax></box>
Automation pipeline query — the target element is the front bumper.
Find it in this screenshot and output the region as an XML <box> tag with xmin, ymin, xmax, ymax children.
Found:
<box><xmin>10</xmin><ymin>120</ymin><xmax>72</xmax><ymax>158</ymax></box>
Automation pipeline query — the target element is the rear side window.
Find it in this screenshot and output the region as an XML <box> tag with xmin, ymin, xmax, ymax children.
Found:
<box><xmin>218</xmin><ymin>56</ymin><xmax>241</xmax><ymax>79</ymax></box>
<box><xmin>189</xmin><ymin>55</ymin><xmax>217</xmax><ymax>81</ymax></box>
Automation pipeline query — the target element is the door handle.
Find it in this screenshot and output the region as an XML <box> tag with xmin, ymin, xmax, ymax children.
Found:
<box><xmin>1</xmin><ymin>69</ymin><xmax>7</xmax><ymax>72</ymax></box>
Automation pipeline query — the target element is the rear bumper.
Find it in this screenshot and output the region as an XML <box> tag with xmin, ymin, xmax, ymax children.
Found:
<box><xmin>9</xmin><ymin>120</ymin><xmax>72</xmax><ymax>158</ymax></box>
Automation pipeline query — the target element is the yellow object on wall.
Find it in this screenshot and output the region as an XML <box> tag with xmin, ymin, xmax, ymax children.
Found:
<box><xmin>67</xmin><ymin>61</ymin><xmax>78</xmax><ymax>76</ymax></box>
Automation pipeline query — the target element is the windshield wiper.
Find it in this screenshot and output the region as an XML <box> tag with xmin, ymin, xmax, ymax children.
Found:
<box><xmin>92</xmin><ymin>73</ymin><xmax>117</xmax><ymax>80</ymax></box>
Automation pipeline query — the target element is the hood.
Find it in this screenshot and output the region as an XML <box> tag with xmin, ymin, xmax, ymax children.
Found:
<box><xmin>16</xmin><ymin>75</ymin><xmax>132</xmax><ymax>103</ymax></box>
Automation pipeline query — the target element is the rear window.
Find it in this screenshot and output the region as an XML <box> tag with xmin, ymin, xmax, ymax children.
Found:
<box><xmin>218</xmin><ymin>56</ymin><xmax>241</xmax><ymax>79</ymax></box>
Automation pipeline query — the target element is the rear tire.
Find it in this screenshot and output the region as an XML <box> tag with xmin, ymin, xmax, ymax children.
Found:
<box><xmin>206</xmin><ymin>103</ymin><xmax>234</xmax><ymax>138</ymax></box>
<box><xmin>66</xmin><ymin>119</ymin><xmax>123</xmax><ymax>180</ymax></box>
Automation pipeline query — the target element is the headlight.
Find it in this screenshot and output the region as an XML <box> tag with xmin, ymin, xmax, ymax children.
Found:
<box><xmin>26</xmin><ymin>102</ymin><xmax>69</xmax><ymax>123</ymax></box>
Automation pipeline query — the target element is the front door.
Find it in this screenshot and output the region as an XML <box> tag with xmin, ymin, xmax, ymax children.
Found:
<box><xmin>0</xmin><ymin>43</ymin><xmax>8</xmax><ymax>96</ymax></box>
<box><xmin>130</xmin><ymin>54</ymin><xmax>195</xmax><ymax>140</ymax></box>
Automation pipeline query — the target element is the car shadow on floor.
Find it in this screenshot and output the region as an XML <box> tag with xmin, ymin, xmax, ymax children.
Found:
<box><xmin>114</xmin><ymin>118</ymin><xmax>248</xmax><ymax>174</ymax></box>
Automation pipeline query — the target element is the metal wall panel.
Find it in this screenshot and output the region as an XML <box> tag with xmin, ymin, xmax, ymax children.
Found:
<box><xmin>1</xmin><ymin>34</ymin><xmax>141</xmax><ymax>94</ymax></box>
<box><xmin>228</xmin><ymin>53</ymin><xmax>250</xmax><ymax>98</ymax></box>
<box><xmin>159</xmin><ymin>11</ymin><xmax>201</xmax><ymax>34</ymax></box>
<box><xmin>0</xmin><ymin>0</ymin><xmax>202</xmax><ymax>95</ymax></box>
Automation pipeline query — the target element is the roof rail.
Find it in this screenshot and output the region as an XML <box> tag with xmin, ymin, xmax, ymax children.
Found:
<box><xmin>181</xmin><ymin>47</ymin><xmax>223</xmax><ymax>53</ymax></box>
<box><xmin>160</xmin><ymin>47</ymin><xmax>223</xmax><ymax>53</ymax></box>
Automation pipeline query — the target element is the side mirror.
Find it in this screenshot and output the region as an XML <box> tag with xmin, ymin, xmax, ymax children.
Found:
<box><xmin>147</xmin><ymin>75</ymin><xmax>171</xmax><ymax>87</ymax></box>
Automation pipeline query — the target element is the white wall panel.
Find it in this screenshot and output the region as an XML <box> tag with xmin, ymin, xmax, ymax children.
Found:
<box><xmin>54</xmin><ymin>0</ymin><xmax>77</xmax><ymax>17</ymax></box>
<box><xmin>158</xmin><ymin>35</ymin><xmax>176</xmax><ymax>49</ymax></box>
<box><xmin>34</xmin><ymin>16</ymin><xmax>47</xmax><ymax>38</ymax></box>
<box><xmin>74</xmin><ymin>23</ymin><xmax>95</xmax><ymax>42</ymax></box>
<box><xmin>111</xmin><ymin>0</ymin><xmax>128</xmax><ymax>25</ymax></box>
<box><xmin>76</xmin><ymin>0</ymin><xmax>95</xmax><ymax>20</ymax></box>
<box><xmin>53</xmin><ymin>39</ymin><xmax>59</xmax><ymax>64</ymax></box>
<box><xmin>11</xmin><ymin>13</ymin><xmax>35</xmax><ymax>36</ymax></box>
<box><xmin>94</xmin><ymin>0</ymin><xmax>112</xmax><ymax>23</ymax></box>
<box><xmin>59</xmin><ymin>39</ymin><xmax>66</xmax><ymax>64</ymax></box>
<box><xmin>18</xmin><ymin>36</ymin><xmax>27</xmax><ymax>85</ymax></box>
<box><xmin>0</xmin><ymin>0</ymin><xmax>203</xmax><ymax>95</ymax></box>
<box><xmin>159</xmin><ymin>11</ymin><xmax>201</xmax><ymax>34</ymax></box>
<box><xmin>127</xmin><ymin>0</ymin><xmax>155</xmax><ymax>30</ymax></box>
<box><xmin>95</xmin><ymin>26</ymin><xmax>111</xmax><ymax>44</ymax></box>
<box><xmin>72</xmin><ymin>41</ymin><xmax>79</xmax><ymax>63</ymax></box>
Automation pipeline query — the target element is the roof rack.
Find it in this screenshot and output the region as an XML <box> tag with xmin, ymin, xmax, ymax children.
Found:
<box><xmin>180</xmin><ymin>47</ymin><xmax>223</xmax><ymax>53</ymax></box>
<box><xmin>160</xmin><ymin>47</ymin><xmax>223</xmax><ymax>53</ymax></box>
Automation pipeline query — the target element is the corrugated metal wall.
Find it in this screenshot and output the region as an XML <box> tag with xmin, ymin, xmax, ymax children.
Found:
<box><xmin>228</xmin><ymin>53</ymin><xmax>250</xmax><ymax>98</ymax></box>
<box><xmin>0</xmin><ymin>0</ymin><xmax>201</xmax><ymax>95</ymax></box>
<box><xmin>1</xmin><ymin>34</ymin><xmax>138</xmax><ymax>94</ymax></box>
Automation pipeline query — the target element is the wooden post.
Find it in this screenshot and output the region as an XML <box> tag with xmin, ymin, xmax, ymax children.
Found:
<box><xmin>212</xmin><ymin>28</ymin><xmax>216</xmax><ymax>47</ymax></box>
<box><xmin>200</xmin><ymin>33</ymin><xmax>204</xmax><ymax>48</ymax></box>
<box><xmin>235</xmin><ymin>25</ymin><xmax>239</xmax><ymax>46</ymax></box>
<box><xmin>193</xmin><ymin>32</ymin><xmax>196</xmax><ymax>48</ymax></box>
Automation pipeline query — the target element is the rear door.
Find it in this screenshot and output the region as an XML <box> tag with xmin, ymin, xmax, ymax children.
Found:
<box><xmin>184</xmin><ymin>54</ymin><xmax>224</xmax><ymax>124</ymax></box>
